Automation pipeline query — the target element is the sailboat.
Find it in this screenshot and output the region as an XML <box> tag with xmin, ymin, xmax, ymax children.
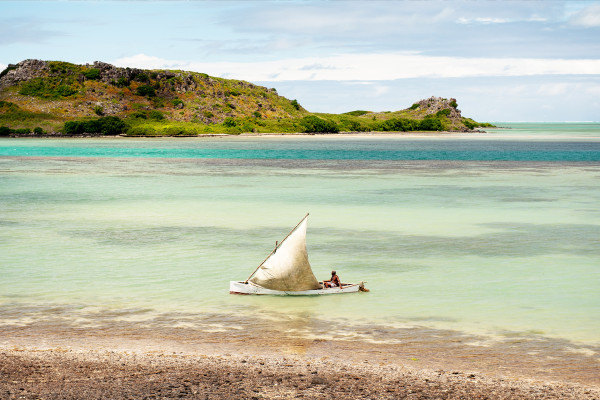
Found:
<box><xmin>230</xmin><ymin>214</ymin><xmax>367</xmax><ymax>295</ymax></box>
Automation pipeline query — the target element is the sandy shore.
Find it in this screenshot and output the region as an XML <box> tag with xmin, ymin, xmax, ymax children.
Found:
<box><xmin>5</xmin><ymin>129</ymin><xmax>488</xmax><ymax>139</ymax></box>
<box><xmin>2</xmin><ymin>328</ymin><xmax>599</xmax><ymax>400</ymax></box>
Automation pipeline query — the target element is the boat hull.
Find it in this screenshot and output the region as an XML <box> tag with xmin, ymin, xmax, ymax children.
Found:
<box><xmin>230</xmin><ymin>281</ymin><xmax>364</xmax><ymax>295</ymax></box>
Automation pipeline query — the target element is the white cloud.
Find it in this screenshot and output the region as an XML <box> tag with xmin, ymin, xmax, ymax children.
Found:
<box><xmin>569</xmin><ymin>4</ymin><xmax>600</xmax><ymax>27</ymax></box>
<box><xmin>113</xmin><ymin>53</ymin><xmax>600</xmax><ymax>82</ymax></box>
<box><xmin>0</xmin><ymin>63</ymin><xmax>7</xmax><ymax>72</ymax></box>
<box><xmin>458</xmin><ymin>17</ymin><xmax>511</xmax><ymax>24</ymax></box>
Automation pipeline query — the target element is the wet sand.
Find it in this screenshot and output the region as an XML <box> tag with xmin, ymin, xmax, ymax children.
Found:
<box><xmin>2</xmin><ymin>326</ymin><xmax>599</xmax><ymax>399</ymax></box>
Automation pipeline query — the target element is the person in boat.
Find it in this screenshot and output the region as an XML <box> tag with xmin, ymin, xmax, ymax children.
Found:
<box><xmin>323</xmin><ymin>270</ymin><xmax>342</xmax><ymax>288</ymax></box>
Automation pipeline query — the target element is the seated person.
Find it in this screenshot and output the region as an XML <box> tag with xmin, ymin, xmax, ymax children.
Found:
<box><xmin>323</xmin><ymin>270</ymin><xmax>342</xmax><ymax>288</ymax></box>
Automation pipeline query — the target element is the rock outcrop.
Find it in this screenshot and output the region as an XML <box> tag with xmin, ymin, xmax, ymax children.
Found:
<box><xmin>415</xmin><ymin>96</ymin><xmax>462</xmax><ymax>119</ymax></box>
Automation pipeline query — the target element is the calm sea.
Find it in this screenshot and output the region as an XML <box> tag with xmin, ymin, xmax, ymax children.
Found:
<box><xmin>1</xmin><ymin>123</ymin><xmax>599</xmax><ymax>349</ymax></box>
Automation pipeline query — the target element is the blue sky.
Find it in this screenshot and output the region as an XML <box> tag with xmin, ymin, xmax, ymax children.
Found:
<box><xmin>1</xmin><ymin>0</ymin><xmax>599</xmax><ymax>121</ymax></box>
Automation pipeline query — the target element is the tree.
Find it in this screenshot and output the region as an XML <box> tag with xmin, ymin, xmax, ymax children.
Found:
<box><xmin>98</xmin><ymin>116</ymin><xmax>127</xmax><ymax>135</ymax></box>
<box><xmin>419</xmin><ymin>116</ymin><xmax>443</xmax><ymax>131</ymax></box>
<box><xmin>300</xmin><ymin>116</ymin><xmax>339</xmax><ymax>133</ymax></box>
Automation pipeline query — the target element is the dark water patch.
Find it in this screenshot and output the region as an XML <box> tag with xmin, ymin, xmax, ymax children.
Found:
<box><xmin>4</xmin><ymin>156</ymin><xmax>600</xmax><ymax>178</ymax></box>
<box><xmin>405</xmin><ymin>316</ymin><xmax>460</xmax><ymax>323</ymax></box>
<box><xmin>360</xmin><ymin>184</ymin><xmax>560</xmax><ymax>206</ymax></box>
<box><xmin>501</xmin><ymin>197</ymin><xmax>554</xmax><ymax>202</ymax></box>
<box><xmin>3</xmin><ymin>139</ymin><xmax>600</xmax><ymax>161</ymax></box>
<box><xmin>59</xmin><ymin>220</ymin><xmax>600</xmax><ymax>257</ymax></box>
<box><xmin>62</xmin><ymin>225</ymin><xmax>286</xmax><ymax>247</ymax></box>
<box><xmin>312</xmin><ymin>223</ymin><xmax>600</xmax><ymax>258</ymax></box>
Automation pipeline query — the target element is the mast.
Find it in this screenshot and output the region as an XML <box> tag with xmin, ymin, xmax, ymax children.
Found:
<box><xmin>244</xmin><ymin>213</ymin><xmax>310</xmax><ymax>284</ymax></box>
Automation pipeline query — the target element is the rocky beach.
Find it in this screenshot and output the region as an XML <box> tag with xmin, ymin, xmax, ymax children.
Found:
<box><xmin>2</xmin><ymin>326</ymin><xmax>599</xmax><ymax>400</ymax></box>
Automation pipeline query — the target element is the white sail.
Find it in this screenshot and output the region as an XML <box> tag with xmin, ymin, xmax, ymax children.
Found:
<box><xmin>249</xmin><ymin>216</ymin><xmax>321</xmax><ymax>291</ymax></box>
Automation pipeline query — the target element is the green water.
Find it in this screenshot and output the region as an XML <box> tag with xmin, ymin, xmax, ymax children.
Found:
<box><xmin>1</xmin><ymin>123</ymin><xmax>599</xmax><ymax>346</ymax></box>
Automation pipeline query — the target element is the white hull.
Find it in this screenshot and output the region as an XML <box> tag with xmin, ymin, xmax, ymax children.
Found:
<box><xmin>230</xmin><ymin>280</ymin><xmax>363</xmax><ymax>295</ymax></box>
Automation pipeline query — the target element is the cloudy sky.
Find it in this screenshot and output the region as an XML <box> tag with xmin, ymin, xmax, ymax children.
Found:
<box><xmin>1</xmin><ymin>0</ymin><xmax>599</xmax><ymax>121</ymax></box>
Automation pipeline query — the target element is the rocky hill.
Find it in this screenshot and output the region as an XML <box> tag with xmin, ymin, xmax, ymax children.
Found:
<box><xmin>0</xmin><ymin>59</ymin><xmax>304</xmax><ymax>123</ymax></box>
<box><xmin>0</xmin><ymin>59</ymin><xmax>489</xmax><ymax>135</ymax></box>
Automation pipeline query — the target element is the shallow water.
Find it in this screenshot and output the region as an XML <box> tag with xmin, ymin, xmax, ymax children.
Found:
<box><xmin>1</xmin><ymin>123</ymin><xmax>599</xmax><ymax>349</ymax></box>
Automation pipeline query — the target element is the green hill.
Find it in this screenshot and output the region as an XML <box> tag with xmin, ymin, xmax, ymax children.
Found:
<box><xmin>0</xmin><ymin>59</ymin><xmax>491</xmax><ymax>136</ymax></box>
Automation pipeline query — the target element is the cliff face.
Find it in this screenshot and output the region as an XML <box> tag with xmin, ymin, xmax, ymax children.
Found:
<box><xmin>0</xmin><ymin>59</ymin><xmax>305</xmax><ymax>124</ymax></box>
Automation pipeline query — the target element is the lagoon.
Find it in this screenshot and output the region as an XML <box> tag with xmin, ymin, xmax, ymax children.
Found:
<box><xmin>1</xmin><ymin>123</ymin><xmax>599</xmax><ymax>355</ymax></box>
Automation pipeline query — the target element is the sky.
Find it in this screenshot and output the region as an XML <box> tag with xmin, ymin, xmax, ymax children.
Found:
<box><xmin>1</xmin><ymin>0</ymin><xmax>599</xmax><ymax>122</ymax></box>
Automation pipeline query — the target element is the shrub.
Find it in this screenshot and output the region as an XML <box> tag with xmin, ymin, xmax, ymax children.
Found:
<box><xmin>419</xmin><ymin>116</ymin><xmax>444</xmax><ymax>131</ymax></box>
<box><xmin>172</xmin><ymin>98</ymin><xmax>184</xmax><ymax>107</ymax></box>
<box><xmin>134</xmin><ymin>73</ymin><xmax>149</xmax><ymax>83</ymax></box>
<box><xmin>127</xmin><ymin>125</ymin><xmax>158</xmax><ymax>136</ymax></box>
<box><xmin>449</xmin><ymin>99</ymin><xmax>458</xmax><ymax>108</ymax></box>
<box><xmin>148</xmin><ymin>110</ymin><xmax>164</xmax><ymax>120</ymax></box>
<box><xmin>33</xmin><ymin>127</ymin><xmax>44</xmax><ymax>134</ymax></box>
<box><xmin>344</xmin><ymin>110</ymin><xmax>369</xmax><ymax>116</ymax></box>
<box><xmin>223</xmin><ymin>117</ymin><xmax>236</xmax><ymax>127</ymax></box>
<box><xmin>48</xmin><ymin>61</ymin><xmax>77</xmax><ymax>74</ymax></box>
<box><xmin>64</xmin><ymin>121</ymin><xmax>83</xmax><ymax>135</ymax></box>
<box><xmin>20</xmin><ymin>77</ymin><xmax>80</xmax><ymax>99</ymax></box>
<box><xmin>136</xmin><ymin>85</ymin><xmax>156</xmax><ymax>97</ymax></box>
<box><xmin>436</xmin><ymin>108</ymin><xmax>451</xmax><ymax>117</ymax></box>
<box><xmin>93</xmin><ymin>105</ymin><xmax>104</xmax><ymax>116</ymax></box>
<box><xmin>378</xmin><ymin>118</ymin><xmax>419</xmax><ymax>132</ymax></box>
<box><xmin>99</xmin><ymin>116</ymin><xmax>127</xmax><ymax>135</ymax></box>
<box><xmin>203</xmin><ymin>111</ymin><xmax>214</xmax><ymax>119</ymax></box>
<box><xmin>84</xmin><ymin>68</ymin><xmax>100</xmax><ymax>80</ymax></box>
<box><xmin>131</xmin><ymin>111</ymin><xmax>147</xmax><ymax>119</ymax></box>
<box><xmin>291</xmin><ymin>99</ymin><xmax>301</xmax><ymax>110</ymax></box>
<box><xmin>409</xmin><ymin>103</ymin><xmax>419</xmax><ymax>110</ymax></box>
<box><xmin>463</xmin><ymin>119</ymin><xmax>476</xmax><ymax>130</ymax></box>
<box><xmin>341</xmin><ymin>119</ymin><xmax>367</xmax><ymax>132</ymax></box>
<box><xmin>253</xmin><ymin>111</ymin><xmax>261</xmax><ymax>118</ymax></box>
<box><xmin>63</xmin><ymin>116</ymin><xmax>127</xmax><ymax>135</ymax></box>
<box><xmin>300</xmin><ymin>116</ymin><xmax>339</xmax><ymax>133</ymax></box>
<box><xmin>115</xmin><ymin>77</ymin><xmax>129</xmax><ymax>87</ymax></box>
<box><xmin>0</xmin><ymin>126</ymin><xmax>11</xmax><ymax>136</ymax></box>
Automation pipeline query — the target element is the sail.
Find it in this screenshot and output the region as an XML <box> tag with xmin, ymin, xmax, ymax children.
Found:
<box><xmin>249</xmin><ymin>216</ymin><xmax>321</xmax><ymax>291</ymax></box>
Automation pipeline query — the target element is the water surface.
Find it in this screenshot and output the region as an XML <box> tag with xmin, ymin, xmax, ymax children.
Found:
<box><xmin>1</xmin><ymin>123</ymin><xmax>599</xmax><ymax>351</ymax></box>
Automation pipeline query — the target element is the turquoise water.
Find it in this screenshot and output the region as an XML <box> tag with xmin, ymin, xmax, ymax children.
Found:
<box><xmin>1</xmin><ymin>123</ymin><xmax>599</xmax><ymax>347</ymax></box>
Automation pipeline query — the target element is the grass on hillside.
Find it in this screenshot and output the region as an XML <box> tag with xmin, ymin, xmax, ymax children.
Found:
<box><xmin>0</xmin><ymin>101</ymin><xmax>64</xmax><ymax>133</ymax></box>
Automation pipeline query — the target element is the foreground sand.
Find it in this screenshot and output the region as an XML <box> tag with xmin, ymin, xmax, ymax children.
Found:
<box><xmin>2</xmin><ymin>329</ymin><xmax>599</xmax><ymax>400</ymax></box>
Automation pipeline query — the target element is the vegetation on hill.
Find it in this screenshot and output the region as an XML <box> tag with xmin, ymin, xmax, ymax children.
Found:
<box><xmin>0</xmin><ymin>59</ymin><xmax>493</xmax><ymax>136</ymax></box>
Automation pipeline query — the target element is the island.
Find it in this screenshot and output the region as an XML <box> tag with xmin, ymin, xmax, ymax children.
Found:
<box><xmin>0</xmin><ymin>59</ymin><xmax>493</xmax><ymax>137</ymax></box>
